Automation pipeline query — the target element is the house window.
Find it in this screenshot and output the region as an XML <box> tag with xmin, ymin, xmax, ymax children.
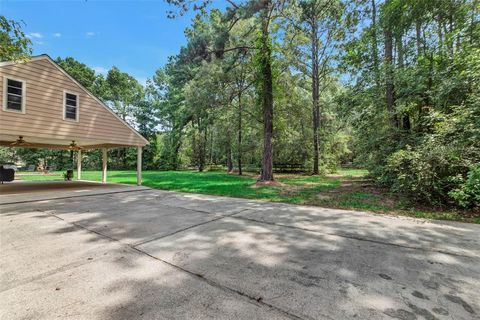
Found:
<box><xmin>3</xmin><ymin>77</ymin><xmax>26</xmax><ymax>113</ymax></box>
<box><xmin>64</xmin><ymin>91</ymin><xmax>79</xmax><ymax>121</ymax></box>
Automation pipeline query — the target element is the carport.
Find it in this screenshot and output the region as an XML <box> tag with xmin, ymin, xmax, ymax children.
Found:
<box><xmin>0</xmin><ymin>136</ymin><xmax>145</xmax><ymax>185</ymax></box>
<box><xmin>0</xmin><ymin>55</ymin><xmax>149</xmax><ymax>188</ymax></box>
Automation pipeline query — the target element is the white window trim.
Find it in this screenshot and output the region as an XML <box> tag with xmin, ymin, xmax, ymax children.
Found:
<box><xmin>63</xmin><ymin>90</ymin><xmax>80</xmax><ymax>122</ymax></box>
<box><xmin>2</xmin><ymin>76</ymin><xmax>26</xmax><ymax>114</ymax></box>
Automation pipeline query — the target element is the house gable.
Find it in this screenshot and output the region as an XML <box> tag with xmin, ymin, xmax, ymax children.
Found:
<box><xmin>0</xmin><ymin>55</ymin><xmax>148</xmax><ymax>148</ymax></box>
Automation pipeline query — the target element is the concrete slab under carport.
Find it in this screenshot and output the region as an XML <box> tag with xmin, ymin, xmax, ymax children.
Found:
<box><xmin>0</xmin><ymin>180</ymin><xmax>149</xmax><ymax>204</ymax></box>
<box><xmin>1</xmin><ymin>188</ymin><xmax>479</xmax><ymax>319</ymax></box>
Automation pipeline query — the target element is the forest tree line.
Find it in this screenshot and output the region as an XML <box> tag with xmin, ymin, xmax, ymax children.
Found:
<box><xmin>1</xmin><ymin>0</ymin><xmax>479</xmax><ymax>207</ymax></box>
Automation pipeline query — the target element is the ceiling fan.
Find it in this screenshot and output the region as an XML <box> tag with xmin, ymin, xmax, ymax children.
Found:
<box><xmin>10</xmin><ymin>136</ymin><xmax>32</xmax><ymax>147</ymax></box>
<box><xmin>68</xmin><ymin>140</ymin><xmax>83</xmax><ymax>151</ymax></box>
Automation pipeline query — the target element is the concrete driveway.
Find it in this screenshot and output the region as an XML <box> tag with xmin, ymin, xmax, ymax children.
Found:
<box><xmin>1</xmin><ymin>188</ymin><xmax>479</xmax><ymax>319</ymax></box>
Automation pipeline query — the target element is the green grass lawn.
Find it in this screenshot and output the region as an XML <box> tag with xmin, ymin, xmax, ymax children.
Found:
<box><xmin>16</xmin><ymin>170</ymin><xmax>339</xmax><ymax>202</ymax></box>
<box><xmin>16</xmin><ymin>169</ymin><xmax>479</xmax><ymax>223</ymax></box>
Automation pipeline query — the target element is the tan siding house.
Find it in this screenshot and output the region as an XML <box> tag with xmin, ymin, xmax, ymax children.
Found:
<box><xmin>0</xmin><ymin>55</ymin><xmax>148</xmax><ymax>185</ymax></box>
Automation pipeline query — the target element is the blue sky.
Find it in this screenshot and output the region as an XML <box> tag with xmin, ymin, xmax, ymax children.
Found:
<box><xmin>0</xmin><ymin>0</ymin><xmax>222</xmax><ymax>85</ymax></box>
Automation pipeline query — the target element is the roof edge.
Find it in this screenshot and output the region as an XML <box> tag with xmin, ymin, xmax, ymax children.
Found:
<box><xmin>0</xmin><ymin>54</ymin><xmax>50</xmax><ymax>67</ymax></box>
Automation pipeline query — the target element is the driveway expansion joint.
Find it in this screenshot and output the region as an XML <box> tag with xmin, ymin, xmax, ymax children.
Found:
<box><xmin>132</xmin><ymin>216</ymin><xmax>224</xmax><ymax>247</ymax></box>
<box><xmin>39</xmin><ymin>207</ymin><xmax>307</xmax><ymax>320</ymax></box>
<box><xmin>130</xmin><ymin>246</ymin><xmax>308</xmax><ymax>320</ymax></box>
<box><xmin>0</xmin><ymin>256</ymin><xmax>102</xmax><ymax>293</ymax></box>
<box><xmin>158</xmin><ymin>202</ymin><xmax>251</xmax><ymax>216</ymax></box>
<box><xmin>232</xmin><ymin>215</ymin><xmax>475</xmax><ymax>259</ymax></box>
<box><xmin>131</xmin><ymin>209</ymin><xmax>250</xmax><ymax>247</ymax></box>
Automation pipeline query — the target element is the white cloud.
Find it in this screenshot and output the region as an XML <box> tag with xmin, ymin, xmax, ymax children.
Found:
<box><xmin>86</xmin><ymin>32</ymin><xmax>96</xmax><ymax>38</ymax></box>
<box><xmin>27</xmin><ymin>32</ymin><xmax>43</xmax><ymax>39</ymax></box>
<box><xmin>92</xmin><ymin>66</ymin><xmax>108</xmax><ymax>75</ymax></box>
<box><xmin>53</xmin><ymin>33</ymin><xmax>62</xmax><ymax>38</ymax></box>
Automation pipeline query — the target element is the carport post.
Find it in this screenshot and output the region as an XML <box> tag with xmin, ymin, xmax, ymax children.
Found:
<box><xmin>102</xmin><ymin>148</ymin><xmax>107</xmax><ymax>184</ymax></box>
<box><xmin>137</xmin><ymin>146</ymin><xmax>142</xmax><ymax>186</ymax></box>
<box><xmin>77</xmin><ymin>150</ymin><xmax>82</xmax><ymax>180</ymax></box>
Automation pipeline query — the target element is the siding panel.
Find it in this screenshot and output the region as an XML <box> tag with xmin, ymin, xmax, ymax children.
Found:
<box><xmin>0</xmin><ymin>57</ymin><xmax>147</xmax><ymax>147</ymax></box>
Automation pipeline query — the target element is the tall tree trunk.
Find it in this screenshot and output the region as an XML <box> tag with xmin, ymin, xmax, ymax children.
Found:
<box><xmin>237</xmin><ymin>93</ymin><xmax>243</xmax><ymax>176</ymax></box>
<box><xmin>226</xmin><ymin>147</ymin><xmax>233</xmax><ymax>173</ymax></box>
<box><xmin>415</xmin><ymin>20</ymin><xmax>428</xmax><ymax>132</ymax></box>
<box><xmin>470</xmin><ymin>0</ymin><xmax>478</xmax><ymax>45</ymax></box>
<box><xmin>311</xmin><ymin>18</ymin><xmax>320</xmax><ymax>175</ymax></box>
<box><xmin>415</xmin><ymin>20</ymin><xmax>423</xmax><ymax>58</ymax></box>
<box><xmin>198</xmin><ymin>135</ymin><xmax>205</xmax><ymax>172</ymax></box>
<box><xmin>226</xmin><ymin>129</ymin><xmax>233</xmax><ymax>173</ymax></box>
<box><xmin>115</xmin><ymin>149</ymin><xmax>120</xmax><ymax>169</ymax></box>
<box><xmin>192</xmin><ymin>128</ymin><xmax>197</xmax><ymax>169</ymax></box>
<box><xmin>172</xmin><ymin>129</ymin><xmax>183</xmax><ymax>170</ymax></box>
<box><xmin>396</xmin><ymin>33</ymin><xmax>410</xmax><ymax>131</ymax></box>
<box><xmin>438</xmin><ymin>15</ymin><xmax>444</xmax><ymax>58</ymax></box>
<box><xmin>396</xmin><ymin>34</ymin><xmax>404</xmax><ymax>67</ymax></box>
<box><xmin>371</xmin><ymin>0</ymin><xmax>380</xmax><ymax>87</ymax></box>
<box><xmin>448</xmin><ymin>8</ymin><xmax>454</xmax><ymax>56</ymax></box>
<box><xmin>384</xmin><ymin>27</ymin><xmax>397</xmax><ymax>128</ymax></box>
<box><xmin>197</xmin><ymin>120</ymin><xmax>206</xmax><ymax>172</ymax></box>
<box><xmin>210</xmin><ymin>128</ymin><xmax>214</xmax><ymax>164</ymax></box>
<box><xmin>259</xmin><ymin>3</ymin><xmax>274</xmax><ymax>182</ymax></box>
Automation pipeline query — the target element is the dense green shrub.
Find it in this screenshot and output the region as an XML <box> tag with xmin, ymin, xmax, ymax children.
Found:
<box><xmin>381</xmin><ymin>145</ymin><xmax>463</xmax><ymax>205</ymax></box>
<box><xmin>378</xmin><ymin>100</ymin><xmax>480</xmax><ymax>207</ymax></box>
<box><xmin>449</xmin><ymin>166</ymin><xmax>480</xmax><ymax>208</ymax></box>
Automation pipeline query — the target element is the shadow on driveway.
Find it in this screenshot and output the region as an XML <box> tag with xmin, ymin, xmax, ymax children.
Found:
<box><xmin>1</xmin><ymin>189</ymin><xmax>479</xmax><ymax>319</ymax></box>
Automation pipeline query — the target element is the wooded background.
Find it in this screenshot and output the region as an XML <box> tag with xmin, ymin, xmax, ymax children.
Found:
<box><xmin>1</xmin><ymin>0</ymin><xmax>479</xmax><ymax>207</ymax></box>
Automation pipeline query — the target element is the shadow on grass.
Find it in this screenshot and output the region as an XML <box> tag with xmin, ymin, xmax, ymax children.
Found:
<box><xmin>16</xmin><ymin>170</ymin><xmax>479</xmax><ymax>223</ymax></box>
